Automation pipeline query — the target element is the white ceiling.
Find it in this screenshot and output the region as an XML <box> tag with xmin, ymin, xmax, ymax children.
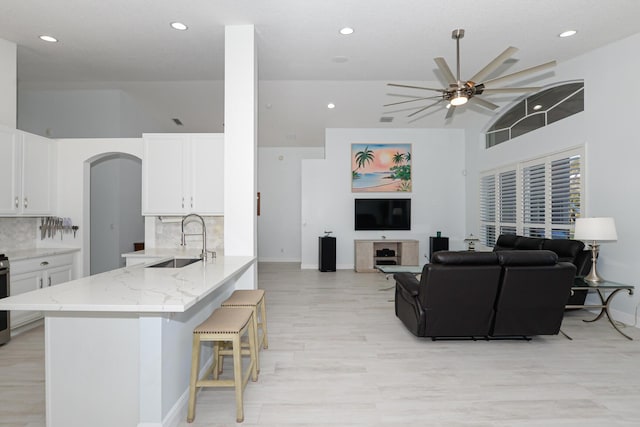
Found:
<box><xmin>2</xmin><ymin>0</ymin><xmax>640</xmax><ymax>145</ymax></box>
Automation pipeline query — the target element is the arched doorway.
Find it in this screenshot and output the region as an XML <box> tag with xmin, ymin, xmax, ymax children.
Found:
<box><xmin>88</xmin><ymin>153</ymin><xmax>144</xmax><ymax>275</ymax></box>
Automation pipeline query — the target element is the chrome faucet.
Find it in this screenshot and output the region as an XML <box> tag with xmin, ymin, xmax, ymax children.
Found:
<box><xmin>181</xmin><ymin>213</ymin><xmax>210</xmax><ymax>260</ymax></box>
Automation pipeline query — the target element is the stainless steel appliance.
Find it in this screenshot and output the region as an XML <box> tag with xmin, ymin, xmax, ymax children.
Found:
<box><xmin>0</xmin><ymin>254</ymin><xmax>10</xmax><ymax>345</ymax></box>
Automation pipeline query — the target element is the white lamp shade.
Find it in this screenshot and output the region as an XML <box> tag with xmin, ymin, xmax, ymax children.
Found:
<box><xmin>574</xmin><ymin>217</ymin><xmax>618</xmax><ymax>242</ymax></box>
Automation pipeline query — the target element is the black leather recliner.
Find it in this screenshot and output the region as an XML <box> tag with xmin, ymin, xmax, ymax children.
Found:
<box><xmin>394</xmin><ymin>251</ymin><xmax>502</xmax><ymax>338</ymax></box>
<box><xmin>491</xmin><ymin>250</ymin><xmax>576</xmax><ymax>337</ymax></box>
<box><xmin>394</xmin><ymin>250</ymin><xmax>576</xmax><ymax>339</ymax></box>
<box><xmin>493</xmin><ymin>234</ymin><xmax>590</xmax><ymax>305</ymax></box>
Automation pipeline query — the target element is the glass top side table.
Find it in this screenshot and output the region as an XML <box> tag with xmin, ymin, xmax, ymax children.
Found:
<box><xmin>566</xmin><ymin>277</ymin><xmax>635</xmax><ymax>340</ymax></box>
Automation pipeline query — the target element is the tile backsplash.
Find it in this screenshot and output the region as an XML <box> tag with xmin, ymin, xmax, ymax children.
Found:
<box><xmin>0</xmin><ymin>218</ymin><xmax>37</xmax><ymax>252</ymax></box>
<box><xmin>154</xmin><ymin>216</ymin><xmax>224</xmax><ymax>254</ymax></box>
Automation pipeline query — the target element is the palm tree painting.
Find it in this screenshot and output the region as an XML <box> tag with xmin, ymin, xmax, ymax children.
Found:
<box><xmin>351</xmin><ymin>143</ymin><xmax>412</xmax><ymax>192</ymax></box>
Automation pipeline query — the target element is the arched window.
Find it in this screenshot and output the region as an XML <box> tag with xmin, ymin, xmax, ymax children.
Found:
<box><xmin>485</xmin><ymin>81</ymin><xmax>584</xmax><ymax>148</ymax></box>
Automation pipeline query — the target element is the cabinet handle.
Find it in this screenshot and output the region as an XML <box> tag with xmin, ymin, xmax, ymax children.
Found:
<box><xmin>190</xmin><ymin>197</ymin><xmax>193</xmax><ymax>208</ymax></box>
<box><xmin>24</xmin><ymin>197</ymin><xmax>28</xmax><ymax>209</ymax></box>
<box><xmin>40</xmin><ymin>261</ymin><xmax>49</xmax><ymax>266</ymax></box>
<box><xmin>48</xmin><ymin>277</ymin><xmax>52</xmax><ymax>287</ymax></box>
<box><xmin>39</xmin><ymin>278</ymin><xmax>44</xmax><ymax>289</ymax></box>
<box><xmin>182</xmin><ymin>197</ymin><xmax>185</xmax><ymax>209</ymax></box>
<box><xmin>15</xmin><ymin>197</ymin><xmax>19</xmax><ymax>208</ymax></box>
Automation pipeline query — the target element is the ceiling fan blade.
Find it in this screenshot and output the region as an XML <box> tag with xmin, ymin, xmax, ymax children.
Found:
<box><xmin>434</xmin><ymin>57</ymin><xmax>457</xmax><ymax>86</ymax></box>
<box><xmin>469</xmin><ymin>47</ymin><xmax>519</xmax><ymax>84</ymax></box>
<box><xmin>384</xmin><ymin>96</ymin><xmax>443</xmax><ymax>107</ymax></box>
<box><xmin>481</xmin><ymin>87</ymin><xmax>540</xmax><ymax>94</ymax></box>
<box><xmin>471</xmin><ymin>97</ymin><xmax>499</xmax><ymax>110</ymax></box>
<box><xmin>445</xmin><ymin>105</ymin><xmax>456</xmax><ymax>119</ymax></box>
<box><xmin>482</xmin><ymin>60</ymin><xmax>556</xmax><ymax>88</ymax></box>
<box><xmin>407</xmin><ymin>100</ymin><xmax>444</xmax><ymax>117</ymax></box>
<box><xmin>387</xmin><ymin>83</ymin><xmax>445</xmax><ymax>92</ymax></box>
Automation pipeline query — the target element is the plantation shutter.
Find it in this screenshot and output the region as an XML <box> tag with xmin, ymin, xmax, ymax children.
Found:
<box><xmin>522</xmin><ymin>163</ymin><xmax>546</xmax><ymax>237</ymax></box>
<box><xmin>480</xmin><ymin>174</ymin><xmax>496</xmax><ymax>246</ymax></box>
<box><xmin>499</xmin><ymin>170</ymin><xmax>517</xmax><ymax>235</ymax></box>
<box><xmin>478</xmin><ymin>147</ymin><xmax>583</xmax><ymax>243</ymax></box>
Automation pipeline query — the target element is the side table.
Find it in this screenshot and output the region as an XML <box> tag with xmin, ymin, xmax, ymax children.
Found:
<box><xmin>566</xmin><ymin>277</ymin><xmax>635</xmax><ymax>340</ymax></box>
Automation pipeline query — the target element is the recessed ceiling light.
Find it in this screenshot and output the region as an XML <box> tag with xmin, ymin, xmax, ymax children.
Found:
<box><xmin>327</xmin><ymin>103</ymin><xmax>336</xmax><ymax>109</ymax></box>
<box><xmin>533</xmin><ymin>104</ymin><xmax>543</xmax><ymax>110</ymax></box>
<box><xmin>559</xmin><ymin>30</ymin><xmax>577</xmax><ymax>38</ymax></box>
<box><xmin>339</xmin><ymin>27</ymin><xmax>354</xmax><ymax>35</ymax></box>
<box><xmin>39</xmin><ymin>35</ymin><xmax>58</xmax><ymax>43</ymax></box>
<box><xmin>170</xmin><ymin>22</ymin><xmax>188</xmax><ymax>31</ymax></box>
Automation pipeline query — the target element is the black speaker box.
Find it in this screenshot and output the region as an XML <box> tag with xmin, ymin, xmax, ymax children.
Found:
<box><xmin>318</xmin><ymin>236</ymin><xmax>336</xmax><ymax>272</ymax></box>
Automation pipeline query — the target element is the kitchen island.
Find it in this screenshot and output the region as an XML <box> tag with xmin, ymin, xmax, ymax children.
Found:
<box><xmin>0</xmin><ymin>254</ymin><xmax>256</xmax><ymax>427</ymax></box>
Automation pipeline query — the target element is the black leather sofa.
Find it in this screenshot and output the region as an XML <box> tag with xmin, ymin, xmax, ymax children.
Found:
<box><xmin>394</xmin><ymin>250</ymin><xmax>576</xmax><ymax>339</ymax></box>
<box><xmin>493</xmin><ymin>234</ymin><xmax>590</xmax><ymax>305</ymax></box>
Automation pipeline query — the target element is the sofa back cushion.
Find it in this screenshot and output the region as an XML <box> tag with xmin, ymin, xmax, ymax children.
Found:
<box><xmin>431</xmin><ymin>251</ymin><xmax>499</xmax><ymax>265</ymax></box>
<box><xmin>494</xmin><ymin>234</ymin><xmax>518</xmax><ymax>251</ymax></box>
<box><xmin>542</xmin><ymin>238</ymin><xmax>585</xmax><ymax>262</ymax></box>
<box><xmin>514</xmin><ymin>236</ymin><xmax>545</xmax><ymax>250</ymax></box>
<box><xmin>419</xmin><ymin>262</ymin><xmax>502</xmax><ymax>337</ymax></box>
<box><xmin>492</xmin><ymin>254</ymin><xmax>576</xmax><ymax>336</ymax></box>
<box><xmin>496</xmin><ymin>250</ymin><xmax>558</xmax><ymax>266</ymax></box>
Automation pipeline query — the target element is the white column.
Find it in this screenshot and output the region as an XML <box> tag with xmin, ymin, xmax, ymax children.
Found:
<box><xmin>0</xmin><ymin>38</ymin><xmax>17</xmax><ymax>128</ymax></box>
<box><xmin>224</xmin><ymin>25</ymin><xmax>258</xmax><ymax>289</ymax></box>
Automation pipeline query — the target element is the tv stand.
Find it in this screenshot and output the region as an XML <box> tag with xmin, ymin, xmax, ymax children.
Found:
<box><xmin>354</xmin><ymin>239</ymin><xmax>419</xmax><ymax>272</ymax></box>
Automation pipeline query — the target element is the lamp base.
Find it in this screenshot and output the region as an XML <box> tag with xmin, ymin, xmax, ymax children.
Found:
<box><xmin>584</xmin><ymin>243</ymin><xmax>604</xmax><ymax>284</ymax></box>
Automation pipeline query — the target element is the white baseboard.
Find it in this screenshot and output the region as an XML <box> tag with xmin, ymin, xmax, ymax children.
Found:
<box><xmin>300</xmin><ymin>264</ymin><xmax>353</xmax><ymax>270</ymax></box>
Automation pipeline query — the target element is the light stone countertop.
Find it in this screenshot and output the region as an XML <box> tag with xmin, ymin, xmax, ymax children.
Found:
<box><xmin>121</xmin><ymin>247</ymin><xmax>205</xmax><ymax>259</ymax></box>
<box><xmin>4</xmin><ymin>247</ymin><xmax>80</xmax><ymax>261</ymax></box>
<box><xmin>0</xmin><ymin>255</ymin><xmax>255</xmax><ymax>313</ymax></box>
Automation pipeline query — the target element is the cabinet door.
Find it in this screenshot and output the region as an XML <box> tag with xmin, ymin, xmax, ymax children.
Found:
<box><xmin>0</xmin><ymin>127</ymin><xmax>20</xmax><ymax>215</ymax></box>
<box><xmin>190</xmin><ymin>134</ymin><xmax>224</xmax><ymax>215</ymax></box>
<box><xmin>9</xmin><ymin>270</ymin><xmax>44</xmax><ymax>328</ymax></box>
<box><xmin>21</xmin><ymin>132</ymin><xmax>53</xmax><ymax>215</ymax></box>
<box><xmin>46</xmin><ymin>264</ymin><xmax>73</xmax><ymax>287</ymax></box>
<box><xmin>142</xmin><ymin>135</ymin><xmax>186</xmax><ymax>215</ymax></box>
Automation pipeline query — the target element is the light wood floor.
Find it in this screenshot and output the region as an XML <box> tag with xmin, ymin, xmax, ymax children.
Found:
<box><xmin>2</xmin><ymin>262</ymin><xmax>640</xmax><ymax>426</ymax></box>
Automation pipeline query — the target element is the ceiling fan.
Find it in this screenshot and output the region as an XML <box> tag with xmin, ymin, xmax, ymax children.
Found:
<box><xmin>385</xmin><ymin>29</ymin><xmax>556</xmax><ymax>120</ymax></box>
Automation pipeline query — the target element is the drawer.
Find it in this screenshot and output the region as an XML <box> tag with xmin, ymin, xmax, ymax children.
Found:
<box><xmin>11</xmin><ymin>253</ymin><xmax>75</xmax><ymax>275</ymax></box>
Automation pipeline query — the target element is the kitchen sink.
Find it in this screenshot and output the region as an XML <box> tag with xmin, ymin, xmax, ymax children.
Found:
<box><xmin>146</xmin><ymin>258</ymin><xmax>202</xmax><ymax>268</ymax></box>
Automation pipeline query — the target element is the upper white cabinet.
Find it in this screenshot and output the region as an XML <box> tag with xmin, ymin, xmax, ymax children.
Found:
<box><xmin>0</xmin><ymin>126</ymin><xmax>54</xmax><ymax>216</ymax></box>
<box><xmin>142</xmin><ymin>133</ymin><xmax>224</xmax><ymax>215</ymax></box>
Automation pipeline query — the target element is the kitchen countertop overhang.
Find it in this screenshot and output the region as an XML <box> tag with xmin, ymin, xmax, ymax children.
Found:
<box><xmin>0</xmin><ymin>255</ymin><xmax>256</xmax><ymax>313</ymax></box>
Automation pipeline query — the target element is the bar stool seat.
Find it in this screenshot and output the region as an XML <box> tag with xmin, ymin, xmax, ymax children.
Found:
<box><xmin>187</xmin><ymin>307</ymin><xmax>258</xmax><ymax>423</ymax></box>
<box><xmin>221</xmin><ymin>289</ymin><xmax>269</xmax><ymax>350</ymax></box>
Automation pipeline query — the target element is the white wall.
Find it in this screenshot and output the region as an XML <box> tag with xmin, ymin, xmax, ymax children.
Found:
<box><xmin>464</xmin><ymin>32</ymin><xmax>640</xmax><ymax>324</ymax></box>
<box><xmin>19</xmin><ymin>89</ymin><xmax>122</xmax><ymax>138</ymax></box>
<box><xmin>36</xmin><ymin>138</ymin><xmax>144</xmax><ymax>278</ymax></box>
<box><xmin>301</xmin><ymin>128</ymin><xmax>466</xmax><ymax>269</ymax></box>
<box><xmin>258</xmin><ymin>147</ymin><xmax>324</xmax><ymax>261</ymax></box>
<box><xmin>0</xmin><ymin>38</ymin><xmax>16</xmax><ymax>128</ymax></box>
<box><xmin>18</xmin><ymin>81</ymin><xmax>224</xmax><ymax>138</ymax></box>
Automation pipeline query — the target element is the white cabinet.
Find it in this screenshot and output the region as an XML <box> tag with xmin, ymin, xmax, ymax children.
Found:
<box><xmin>10</xmin><ymin>253</ymin><xmax>74</xmax><ymax>329</ymax></box>
<box><xmin>0</xmin><ymin>126</ymin><xmax>54</xmax><ymax>216</ymax></box>
<box><xmin>142</xmin><ymin>133</ymin><xmax>224</xmax><ymax>215</ymax></box>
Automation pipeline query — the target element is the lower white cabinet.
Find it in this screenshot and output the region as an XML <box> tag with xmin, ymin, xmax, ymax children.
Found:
<box><xmin>10</xmin><ymin>253</ymin><xmax>74</xmax><ymax>329</ymax></box>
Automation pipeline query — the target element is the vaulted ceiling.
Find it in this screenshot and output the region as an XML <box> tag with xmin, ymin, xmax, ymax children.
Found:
<box><xmin>2</xmin><ymin>0</ymin><xmax>640</xmax><ymax>145</ymax></box>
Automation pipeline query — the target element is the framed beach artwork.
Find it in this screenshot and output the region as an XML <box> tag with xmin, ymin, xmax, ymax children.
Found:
<box><xmin>351</xmin><ymin>143</ymin><xmax>412</xmax><ymax>192</ymax></box>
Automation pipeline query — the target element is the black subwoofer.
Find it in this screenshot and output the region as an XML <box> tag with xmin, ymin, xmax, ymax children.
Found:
<box><xmin>318</xmin><ymin>236</ymin><xmax>336</xmax><ymax>272</ymax></box>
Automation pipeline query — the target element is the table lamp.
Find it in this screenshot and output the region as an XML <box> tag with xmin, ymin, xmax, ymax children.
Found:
<box><xmin>573</xmin><ymin>217</ymin><xmax>618</xmax><ymax>283</ymax></box>
<box><xmin>464</xmin><ymin>234</ymin><xmax>480</xmax><ymax>251</ymax></box>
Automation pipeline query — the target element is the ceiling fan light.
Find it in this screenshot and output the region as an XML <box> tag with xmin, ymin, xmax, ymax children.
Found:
<box><xmin>450</xmin><ymin>94</ymin><xmax>468</xmax><ymax>106</ymax></box>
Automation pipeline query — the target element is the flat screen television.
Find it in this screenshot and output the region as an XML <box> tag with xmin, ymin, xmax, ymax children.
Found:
<box><xmin>354</xmin><ymin>198</ymin><xmax>411</xmax><ymax>230</ymax></box>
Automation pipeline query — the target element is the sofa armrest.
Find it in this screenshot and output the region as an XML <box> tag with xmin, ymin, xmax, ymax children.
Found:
<box><xmin>394</xmin><ymin>272</ymin><xmax>420</xmax><ymax>296</ymax></box>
